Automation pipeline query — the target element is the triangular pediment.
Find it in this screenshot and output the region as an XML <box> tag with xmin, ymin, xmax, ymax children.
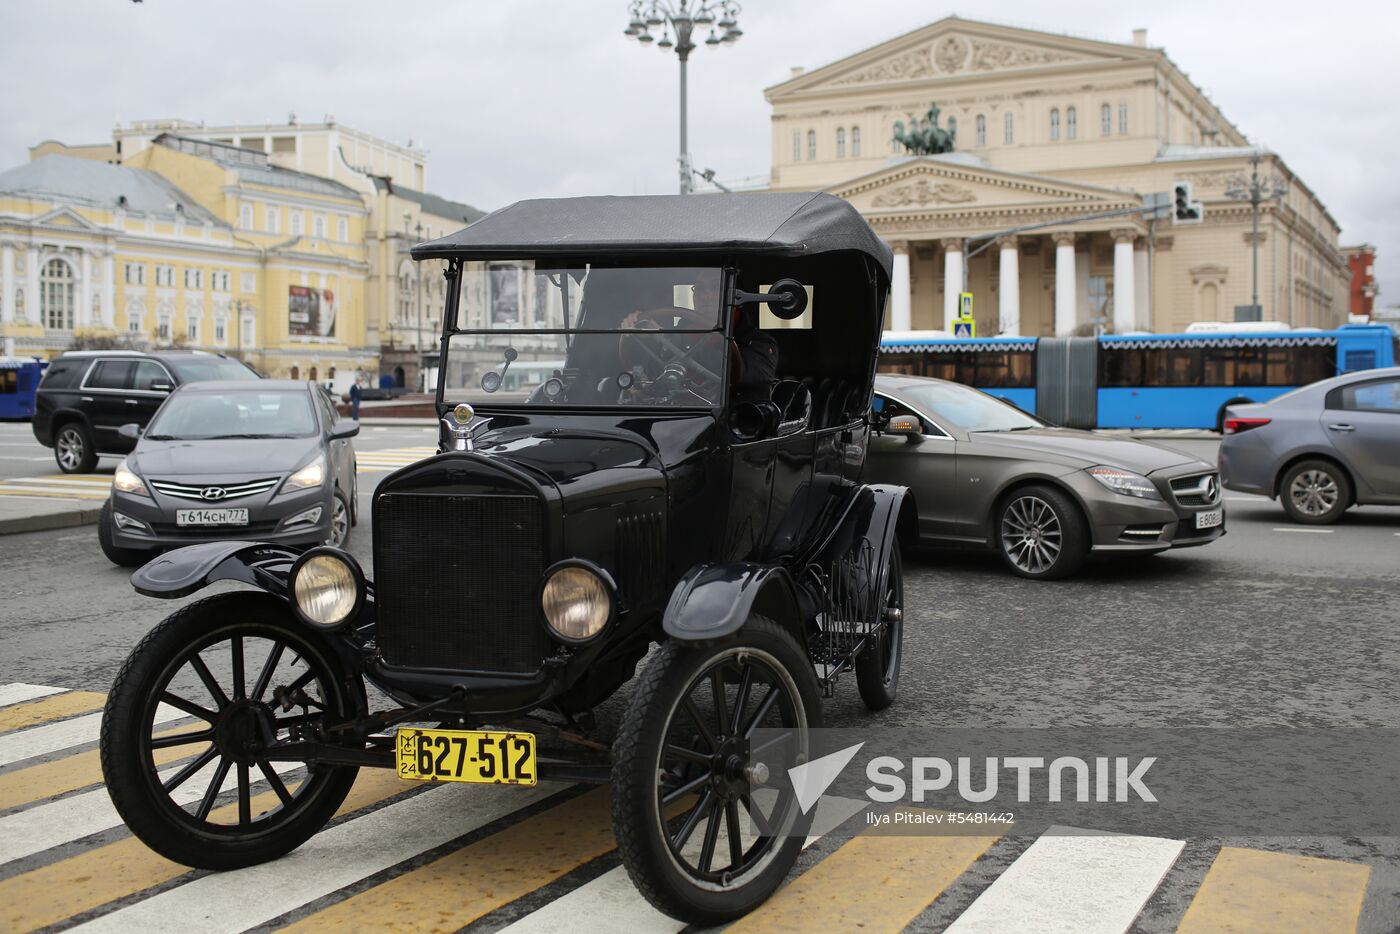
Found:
<box><xmin>831</xmin><ymin>158</ymin><xmax>1138</xmax><ymax>214</ymax></box>
<box><xmin>768</xmin><ymin>17</ymin><xmax>1150</xmax><ymax>98</ymax></box>
<box><xmin>34</xmin><ymin>206</ymin><xmax>102</xmax><ymax>231</ymax></box>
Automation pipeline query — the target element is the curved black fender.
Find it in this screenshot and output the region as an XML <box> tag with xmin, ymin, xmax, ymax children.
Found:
<box><xmin>662</xmin><ymin>563</ymin><xmax>804</xmax><ymax>645</ymax></box>
<box><xmin>130</xmin><ymin>541</ymin><xmax>304</xmax><ymax>599</ymax></box>
<box><xmin>810</xmin><ymin>483</ymin><xmax>916</xmax><ymax>603</ymax></box>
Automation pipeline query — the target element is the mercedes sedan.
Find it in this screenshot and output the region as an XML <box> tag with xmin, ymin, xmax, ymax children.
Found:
<box><xmin>97</xmin><ymin>380</ymin><xmax>359</xmax><ymax>566</ymax></box>
<box><xmin>868</xmin><ymin>374</ymin><xmax>1225</xmax><ymax>580</ymax></box>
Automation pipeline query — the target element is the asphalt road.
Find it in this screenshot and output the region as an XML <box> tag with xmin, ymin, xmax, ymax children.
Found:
<box><xmin>1</xmin><ymin>434</ymin><xmax>1398</xmax><ymax>931</ymax></box>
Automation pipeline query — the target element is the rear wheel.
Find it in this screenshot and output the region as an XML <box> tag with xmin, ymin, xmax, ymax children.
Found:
<box><xmin>55</xmin><ymin>421</ymin><xmax>97</xmax><ymax>473</ymax></box>
<box><xmin>995</xmin><ymin>485</ymin><xmax>1088</xmax><ymax>580</ymax></box>
<box><xmin>1280</xmin><ymin>459</ymin><xmax>1350</xmax><ymax>525</ymax></box>
<box><xmin>855</xmin><ymin>540</ymin><xmax>903</xmax><ymax>711</ymax></box>
<box><xmin>98</xmin><ymin>500</ymin><xmax>156</xmax><ymax>568</ymax></box>
<box><xmin>612</xmin><ymin>616</ymin><xmax>821</xmax><ymax>924</ymax></box>
<box><xmin>100</xmin><ymin>592</ymin><xmax>362</xmax><ymax>870</ymax></box>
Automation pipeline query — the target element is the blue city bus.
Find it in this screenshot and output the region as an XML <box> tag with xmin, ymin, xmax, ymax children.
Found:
<box><xmin>879</xmin><ymin>324</ymin><xmax>1398</xmax><ymax>430</ymax></box>
<box><xmin>0</xmin><ymin>357</ymin><xmax>46</xmax><ymax>420</ymax></box>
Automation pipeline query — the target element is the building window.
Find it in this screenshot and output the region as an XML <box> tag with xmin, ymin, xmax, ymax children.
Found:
<box><xmin>214</xmin><ymin>317</ymin><xmax>227</xmax><ymax>345</ymax></box>
<box><xmin>128</xmin><ymin>312</ymin><xmax>141</xmax><ymax>334</ymax></box>
<box><xmin>41</xmin><ymin>258</ymin><xmax>74</xmax><ymax>330</ymax></box>
<box><xmin>1004</xmin><ymin>112</ymin><xmax>1014</xmax><ymax>144</ymax></box>
<box><xmin>975</xmin><ymin>114</ymin><xmax>986</xmax><ymax>147</ymax></box>
<box><xmin>157</xmin><ymin>314</ymin><xmax>171</xmax><ymax>342</ymax></box>
<box><xmin>807</xmin><ymin>130</ymin><xmax>816</xmax><ymax>160</ymax></box>
<box><xmin>313</xmin><ymin>214</ymin><xmax>326</xmax><ymax>238</ymax></box>
<box><xmin>1101</xmin><ymin>104</ymin><xmax>1112</xmax><ymax>137</ymax></box>
<box><xmin>1066</xmin><ymin>107</ymin><xmax>1077</xmax><ymax>140</ymax></box>
<box><xmin>240</xmin><ymin>272</ymin><xmax>256</xmax><ymax>293</ymax></box>
<box><xmin>337</xmin><ymin>217</ymin><xmax>348</xmax><ymax>241</ymax></box>
<box><xmin>792</xmin><ymin>131</ymin><xmax>800</xmax><ymax>161</ymax></box>
<box><xmin>186</xmin><ymin>317</ymin><xmax>200</xmax><ymax>343</ymax></box>
<box><xmin>241</xmin><ymin>316</ymin><xmax>255</xmax><ymax>347</ymax></box>
<box><xmin>184</xmin><ymin>268</ymin><xmax>203</xmax><ymax>290</ymax></box>
<box><xmin>155</xmin><ymin>265</ymin><xmax>174</xmax><ymax>287</ymax></box>
<box><xmin>124</xmin><ymin>263</ymin><xmax>145</xmax><ymax>286</ymax></box>
<box><xmin>211</xmin><ymin>271</ymin><xmax>230</xmax><ymax>291</ymax></box>
<box><xmin>266</xmin><ymin>206</ymin><xmax>280</xmax><ymax>234</ymax></box>
<box><xmin>851</xmin><ymin>126</ymin><xmax>860</xmax><ymax>157</ymax></box>
<box><xmin>240</xmin><ymin>203</ymin><xmax>253</xmax><ymax>228</ymax></box>
<box><xmin>835</xmin><ymin>127</ymin><xmax>845</xmax><ymax>158</ymax></box>
<box><xmin>1119</xmin><ymin>103</ymin><xmax>1129</xmax><ymax>135</ymax></box>
<box><xmin>290</xmin><ymin>212</ymin><xmax>304</xmax><ymax>236</ymax></box>
<box><xmin>1049</xmin><ymin>108</ymin><xmax>1060</xmax><ymax>141</ymax></box>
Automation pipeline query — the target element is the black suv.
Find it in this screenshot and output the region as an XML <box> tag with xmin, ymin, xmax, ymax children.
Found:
<box><xmin>33</xmin><ymin>351</ymin><xmax>260</xmax><ymax>473</ymax></box>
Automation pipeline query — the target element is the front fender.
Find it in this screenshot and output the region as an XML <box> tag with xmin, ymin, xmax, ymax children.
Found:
<box><xmin>130</xmin><ymin>541</ymin><xmax>303</xmax><ymax>599</ymax></box>
<box><xmin>663</xmin><ymin>563</ymin><xmax>801</xmax><ymax>644</ymax></box>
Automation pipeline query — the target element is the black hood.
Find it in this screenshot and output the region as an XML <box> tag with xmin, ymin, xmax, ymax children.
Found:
<box><xmin>131</xmin><ymin>436</ymin><xmax>321</xmax><ymax>478</ymax></box>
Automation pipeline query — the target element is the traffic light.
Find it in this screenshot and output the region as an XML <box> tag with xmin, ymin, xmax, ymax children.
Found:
<box><xmin>1172</xmin><ymin>181</ymin><xmax>1203</xmax><ymax>224</ymax></box>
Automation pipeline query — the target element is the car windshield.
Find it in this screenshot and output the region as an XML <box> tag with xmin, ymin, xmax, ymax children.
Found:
<box><xmin>442</xmin><ymin>262</ymin><xmax>727</xmax><ymax>407</ymax></box>
<box><xmin>899</xmin><ymin>381</ymin><xmax>1044</xmax><ymax>432</ymax></box>
<box><xmin>145</xmin><ymin>389</ymin><xmax>318</xmax><ymax>440</ymax></box>
<box><xmin>165</xmin><ymin>356</ymin><xmax>261</xmax><ymax>382</ymax></box>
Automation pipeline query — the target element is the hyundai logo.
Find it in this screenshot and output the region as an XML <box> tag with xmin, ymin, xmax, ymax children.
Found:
<box><xmin>200</xmin><ymin>487</ymin><xmax>228</xmax><ymax>501</ymax></box>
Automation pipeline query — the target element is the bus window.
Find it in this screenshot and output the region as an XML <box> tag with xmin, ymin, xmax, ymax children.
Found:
<box><xmin>1143</xmin><ymin>348</ymin><xmax>1201</xmax><ymax>386</ymax></box>
<box><xmin>1343</xmin><ymin>349</ymin><xmax>1376</xmax><ymax>372</ymax></box>
<box><xmin>1101</xmin><ymin>348</ymin><xmax>1142</xmax><ymax>388</ymax></box>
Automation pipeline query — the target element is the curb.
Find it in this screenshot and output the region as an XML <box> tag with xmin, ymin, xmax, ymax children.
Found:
<box><xmin>0</xmin><ymin>502</ymin><xmax>103</xmax><ymax>536</ymax></box>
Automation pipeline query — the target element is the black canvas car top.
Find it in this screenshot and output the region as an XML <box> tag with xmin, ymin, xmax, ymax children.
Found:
<box><xmin>410</xmin><ymin>191</ymin><xmax>893</xmax><ymax>281</ymax></box>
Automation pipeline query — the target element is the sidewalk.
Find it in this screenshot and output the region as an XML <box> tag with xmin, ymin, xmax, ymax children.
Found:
<box><xmin>0</xmin><ymin>494</ymin><xmax>104</xmax><ymax>535</ymax></box>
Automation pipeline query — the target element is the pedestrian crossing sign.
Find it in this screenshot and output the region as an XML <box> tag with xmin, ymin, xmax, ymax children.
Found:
<box><xmin>959</xmin><ymin>292</ymin><xmax>973</xmax><ymax>319</ymax></box>
<box><xmin>953</xmin><ymin>319</ymin><xmax>975</xmax><ymax>338</ymax></box>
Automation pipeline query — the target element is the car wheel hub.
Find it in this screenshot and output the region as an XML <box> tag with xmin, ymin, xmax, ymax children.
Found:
<box><xmin>214</xmin><ymin>699</ymin><xmax>277</xmax><ymax>766</ymax></box>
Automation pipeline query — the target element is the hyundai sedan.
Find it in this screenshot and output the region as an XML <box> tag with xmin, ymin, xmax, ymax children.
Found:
<box><xmin>97</xmin><ymin>380</ymin><xmax>359</xmax><ymax>566</ymax></box>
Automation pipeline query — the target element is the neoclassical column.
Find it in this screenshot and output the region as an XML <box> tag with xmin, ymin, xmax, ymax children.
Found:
<box><xmin>996</xmin><ymin>235</ymin><xmax>1020</xmax><ymax>336</ymax></box>
<box><xmin>889</xmin><ymin>241</ymin><xmax>911</xmax><ymax>332</ymax></box>
<box><xmin>1052</xmin><ymin>231</ymin><xmax>1077</xmax><ymax>336</ymax></box>
<box><xmin>1111</xmin><ymin>228</ymin><xmax>1137</xmax><ymax>333</ymax></box>
<box><xmin>941</xmin><ymin>238</ymin><xmax>964</xmax><ymax>331</ymax></box>
<box><xmin>1134</xmin><ymin>243</ymin><xmax>1150</xmax><ymax>332</ymax></box>
<box><xmin>79</xmin><ymin>250</ymin><xmax>93</xmax><ymax>329</ymax></box>
<box><xmin>24</xmin><ymin>247</ymin><xmax>40</xmax><ymax>325</ymax></box>
<box><xmin>0</xmin><ymin>242</ymin><xmax>13</xmax><ymax>325</ymax></box>
<box><xmin>102</xmin><ymin>250</ymin><xmax>116</xmax><ymax>327</ymax></box>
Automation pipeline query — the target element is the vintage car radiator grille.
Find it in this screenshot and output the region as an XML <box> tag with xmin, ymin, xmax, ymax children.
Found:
<box><xmin>374</xmin><ymin>493</ymin><xmax>549</xmax><ymax>673</ymax></box>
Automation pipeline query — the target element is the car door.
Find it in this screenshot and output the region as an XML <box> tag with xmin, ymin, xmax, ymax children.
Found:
<box><xmin>318</xmin><ymin>387</ymin><xmax>354</xmax><ymax>496</ymax></box>
<box><xmin>81</xmin><ymin>358</ymin><xmax>139</xmax><ymax>454</ymax></box>
<box><xmin>129</xmin><ymin>360</ymin><xmax>175</xmax><ymax>434</ymax></box>
<box><xmin>867</xmin><ymin>392</ymin><xmax>960</xmax><ymax>540</ymax></box>
<box><xmin>1323</xmin><ymin>377</ymin><xmax>1400</xmax><ymax>500</ymax></box>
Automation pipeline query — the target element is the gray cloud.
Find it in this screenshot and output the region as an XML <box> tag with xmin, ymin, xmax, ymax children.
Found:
<box><xmin>3</xmin><ymin>1</ymin><xmax>1396</xmax><ymax>306</ymax></box>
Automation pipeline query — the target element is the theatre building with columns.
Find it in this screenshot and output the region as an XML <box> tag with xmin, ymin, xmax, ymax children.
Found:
<box><xmin>764</xmin><ymin>17</ymin><xmax>1349</xmax><ymax>336</ymax></box>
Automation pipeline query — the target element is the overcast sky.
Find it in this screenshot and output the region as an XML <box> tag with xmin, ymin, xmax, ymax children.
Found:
<box><xmin>3</xmin><ymin>1</ymin><xmax>1397</xmax><ymax>306</ymax></box>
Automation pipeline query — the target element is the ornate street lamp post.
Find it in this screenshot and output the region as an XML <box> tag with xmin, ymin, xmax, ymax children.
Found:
<box><xmin>624</xmin><ymin>0</ymin><xmax>743</xmax><ymax>194</ymax></box>
<box><xmin>1225</xmin><ymin>150</ymin><xmax>1288</xmax><ymax>320</ymax></box>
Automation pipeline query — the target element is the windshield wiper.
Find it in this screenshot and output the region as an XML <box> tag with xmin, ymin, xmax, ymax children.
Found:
<box><xmin>203</xmin><ymin>433</ymin><xmax>295</xmax><ymax>439</ymax></box>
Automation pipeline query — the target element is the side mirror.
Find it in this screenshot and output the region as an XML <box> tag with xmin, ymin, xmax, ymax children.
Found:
<box><xmin>150</xmin><ymin>381</ymin><xmax>173</xmax><ymax>393</ymax></box>
<box><xmin>330</xmin><ymin>418</ymin><xmax>360</xmax><ymax>440</ymax></box>
<box><xmin>118</xmin><ymin>423</ymin><xmax>142</xmax><ymax>442</ymax></box>
<box><xmin>733</xmin><ymin>277</ymin><xmax>808</xmax><ymax>320</ymax></box>
<box><xmin>885</xmin><ymin>414</ymin><xmax>924</xmax><ymax>443</ymax></box>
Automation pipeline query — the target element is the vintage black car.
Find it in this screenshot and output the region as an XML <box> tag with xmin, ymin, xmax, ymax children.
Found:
<box><xmin>100</xmin><ymin>192</ymin><xmax>914</xmax><ymax>923</ymax></box>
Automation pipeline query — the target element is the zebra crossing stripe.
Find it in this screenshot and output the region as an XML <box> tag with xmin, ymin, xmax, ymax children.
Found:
<box><xmin>0</xmin><ymin>692</ymin><xmax>107</xmax><ymax>733</ymax></box>
<box><xmin>0</xmin><ymin>703</ymin><xmax>185</xmax><ymax>769</ymax></box>
<box><xmin>725</xmin><ymin>809</ymin><xmax>1000</xmax><ymax>934</ymax></box>
<box><xmin>0</xmin><ymin>684</ymin><xmax>68</xmax><ymax>707</ymax></box>
<box><xmin>70</xmin><ymin>780</ymin><xmax>562</xmax><ymax>933</ymax></box>
<box><xmin>1177</xmin><ymin>847</ymin><xmax>1371</xmax><ymax>933</ymax></box>
<box><xmin>944</xmin><ymin>827</ymin><xmax>1184</xmax><ymax>933</ymax></box>
<box><xmin>279</xmin><ymin>787</ymin><xmax>616</xmax><ymax>933</ymax></box>
<box><xmin>0</xmin><ymin>769</ymin><xmax>410</xmax><ymax>934</ymax></box>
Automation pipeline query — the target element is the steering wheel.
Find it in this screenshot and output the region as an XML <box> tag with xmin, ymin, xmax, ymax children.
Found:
<box><xmin>618</xmin><ymin>306</ymin><xmax>724</xmax><ymax>389</ymax></box>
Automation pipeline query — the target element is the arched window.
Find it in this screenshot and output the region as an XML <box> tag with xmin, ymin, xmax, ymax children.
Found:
<box><xmin>836</xmin><ymin>127</ymin><xmax>846</xmax><ymax>158</ymax></box>
<box><xmin>975</xmin><ymin>114</ymin><xmax>986</xmax><ymax>147</ymax></box>
<box><xmin>41</xmin><ymin>258</ymin><xmax>74</xmax><ymax>331</ymax></box>
<box><xmin>1119</xmin><ymin>103</ymin><xmax>1129</xmax><ymax>135</ymax></box>
<box><xmin>807</xmin><ymin>130</ymin><xmax>816</xmax><ymax>161</ymax></box>
<box><xmin>309</xmin><ymin>366</ymin><xmax>318</xmax><ymax>383</ymax></box>
<box><xmin>1004</xmin><ymin>112</ymin><xmax>1014</xmax><ymax>144</ymax></box>
<box><xmin>1049</xmin><ymin>108</ymin><xmax>1060</xmax><ymax>141</ymax></box>
<box><xmin>290</xmin><ymin>365</ymin><xmax>300</xmax><ymax>380</ymax></box>
<box><xmin>851</xmin><ymin>126</ymin><xmax>860</xmax><ymax>157</ymax></box>
<box><xmin>1101</xmin><ymin>104</ymin><xmax>1112</xmax><ymax>136</ymax></box>
<box><xmin>792</xmin><ymin>131</ymin><xmax>800</xmax><ymax>161</ymax></box>
<box><xmin>1066</xmin><ymin>107</ymin><xmax>1077</xmax><ymax>140</ymax></box>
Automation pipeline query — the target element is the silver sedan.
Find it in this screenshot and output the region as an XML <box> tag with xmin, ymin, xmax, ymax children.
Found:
<box><xmin>1220</xmin><ymin>366</ymin><xmax>1400</xmax><ymax>524</ymax></box>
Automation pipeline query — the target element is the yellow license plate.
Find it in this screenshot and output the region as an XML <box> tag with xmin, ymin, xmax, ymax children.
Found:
<box><xmin>395</xmin><ymin>727</ymin><xmax>537</xmax><ymax>786</ymax></box>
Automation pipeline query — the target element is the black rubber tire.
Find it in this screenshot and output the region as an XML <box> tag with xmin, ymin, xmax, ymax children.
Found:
<box><xmin>54</xmin><ymin>420</ymin><xmax>98</xmax><ymax>473</ymax></box>
<box><xmin>97</xmin><ymin>499</ymin><xmax>156</xmax><ymax>568</ymax></box>
<box><xmin>612</xmin><ymin>616</ymin><xmax>822</xmax><ymax>925</ymax></box>
<box><xmin>100</xmin><ymin>592</ymin><xmax>362</xmax><ymax>870</ymax></box>
<box><xmin>350</xmin><ymin>465</ymin><xmax>359</xmax><ymax>527</ymax></box>
<box><xmin>855</xmin><ymin>540</ymin><xmax>903</xmax><ymax>711</ymax></box>
<box><xmin>994</xmin><ymin>483</ymin><xmax>1089</xmax><ymax>581</ymax></box>
<box><xmin>1279</xmin><ymin>459</ymin><xmax>1351</xmax><ymax>525</ymax></box>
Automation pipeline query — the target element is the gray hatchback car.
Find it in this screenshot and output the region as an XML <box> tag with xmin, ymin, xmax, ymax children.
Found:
<box><xmin>869</xmin><ymin>375</ymin><xmax>1225</xmax><ymax>579</ymax></box>
<box><xmin>1220</xmin><ymin>366</ymin><xmax>1400</xmax><ymax>524</ymax></box>
<box><xmin>98</xmin><ymin>380</ymin><xmax>359</xmax><ymax>566</ymax></box>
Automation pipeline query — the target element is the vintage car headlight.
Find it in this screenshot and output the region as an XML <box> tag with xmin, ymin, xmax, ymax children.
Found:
<box><xmin>1087</xmin><ymin>465</ymin><xmax>1162</xmax><ymax>500</ymax></box>
<box><xmin>281</xmin><ymin>454</ymin><xmax>326</xmax><ymax>493</ymax></box>
<box><xmin>290</xmin><ymin>548</ymin><xmax>364</xmax><ymax>630</ymax></box>
<box><xmin>113</xmin><ymin>460</ymin><xmax>149</xmax><ymax>497</ymax></box>
<box><xmin>541</xmin><ymin>562</ymin><xmax>615</xmax><ymax>643</ymax></box>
